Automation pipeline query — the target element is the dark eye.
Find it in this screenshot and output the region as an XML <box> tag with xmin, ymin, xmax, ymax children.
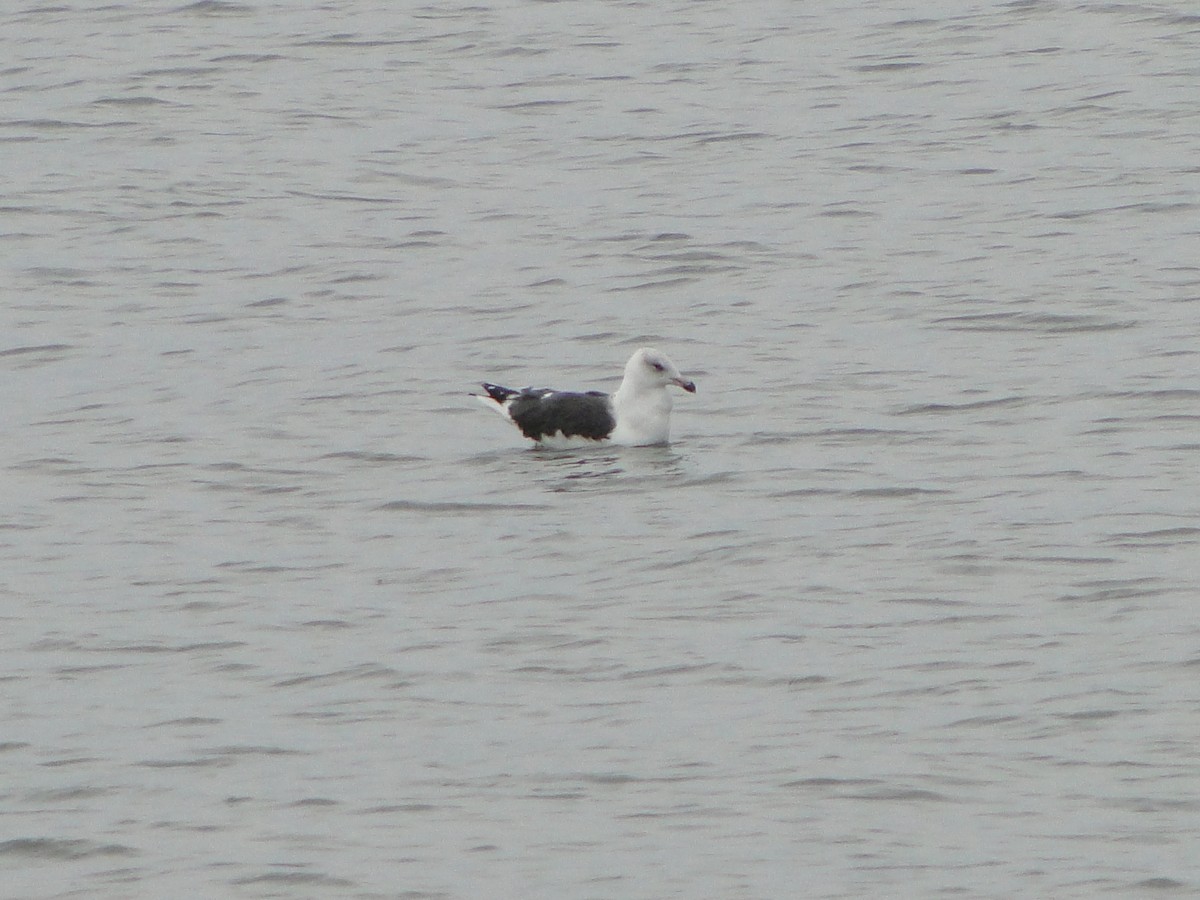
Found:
<box><xmin>651</xmin><ymin>362</ymin><xmax>664</xmax><ymax>372</ymax></box>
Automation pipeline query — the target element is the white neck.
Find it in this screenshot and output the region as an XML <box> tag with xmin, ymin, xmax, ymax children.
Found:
<box><xmin>611</xmin><ymin>377</ymin><xmax>673</xmax><ymax>445</ymax></box>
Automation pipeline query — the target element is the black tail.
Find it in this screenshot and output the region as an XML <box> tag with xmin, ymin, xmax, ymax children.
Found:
<box><xmin>479</xmin><ymin>382</ymin><xmax>518</xmax><ymax>403</ymax></box>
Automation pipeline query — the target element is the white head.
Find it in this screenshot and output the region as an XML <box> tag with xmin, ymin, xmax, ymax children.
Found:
<box><xmin>623</xmin><ymin>348</ymin><xmax>696</xmax><ymax>394</ymax></box>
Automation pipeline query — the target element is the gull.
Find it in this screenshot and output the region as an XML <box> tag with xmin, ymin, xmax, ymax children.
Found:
<box><xmin>473</xmin><ymin>348</ymin><xmax>696</xmax><ymax>447</ymax></box>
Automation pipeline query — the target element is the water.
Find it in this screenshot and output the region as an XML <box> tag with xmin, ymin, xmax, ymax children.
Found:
<box><xmin>3</xmin><ymin>1</ymin><xmax>1199</xmax><ymax>897</ymax></box>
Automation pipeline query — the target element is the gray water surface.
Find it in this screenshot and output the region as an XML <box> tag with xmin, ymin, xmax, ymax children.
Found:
<box><xmin>3</xmin><ymin>2</ymin><xmax>1200</xmax><ymax>898</ymax></box>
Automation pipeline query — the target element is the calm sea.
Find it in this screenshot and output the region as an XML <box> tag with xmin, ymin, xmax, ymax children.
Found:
<box><xmin>3</xmin><ymin>1</ymin><xmax>1199</xmax><ymax>897</ymax></box>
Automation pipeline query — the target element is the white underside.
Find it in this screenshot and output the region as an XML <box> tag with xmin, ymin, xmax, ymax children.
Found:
<box><xmin>474</xmin><ymin>395</ymin><xmax>511</xmax><ymax>420</ymax></box>
<box><xmin>534</xmin><ymin>433</ymin><xmax>611</xmax><ymax>450</ymax></box>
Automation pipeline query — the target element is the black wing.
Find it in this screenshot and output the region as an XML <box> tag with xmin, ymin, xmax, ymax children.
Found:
<box><xmin>507</xmin><ymin>390</ymin><xmax>615</xmax><ymax>441</ymax></box>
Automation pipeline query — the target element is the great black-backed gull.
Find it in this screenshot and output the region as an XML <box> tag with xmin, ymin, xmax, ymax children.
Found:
<box><xmin>473</xmin><ymin>348</ymin><xmax>696</xmax><ymax>447</ymax></box>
